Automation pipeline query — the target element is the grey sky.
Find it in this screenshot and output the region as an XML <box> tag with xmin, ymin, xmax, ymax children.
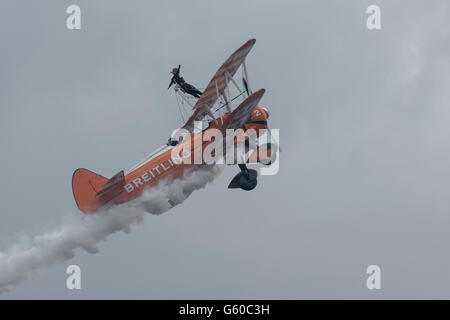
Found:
<box><xmin>1</xmin><ymin>0</ymin><xmax>450</xmax><ymax>298</ymax></box>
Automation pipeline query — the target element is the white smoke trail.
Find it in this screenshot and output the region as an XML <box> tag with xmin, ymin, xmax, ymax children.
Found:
<box><xmin>0</xmin><ymin>165</ymin><xmax>222</xmax><ymax>293</ymax></box>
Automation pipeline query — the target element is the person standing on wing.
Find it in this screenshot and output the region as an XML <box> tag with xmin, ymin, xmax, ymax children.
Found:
<box><xmin>168</xmin><ymin>65</ymin><xmax>203</xmax><ymax>98</ymax></box>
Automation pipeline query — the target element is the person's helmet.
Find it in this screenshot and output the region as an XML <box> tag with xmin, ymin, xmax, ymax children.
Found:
<box><xmin>171</xmin><ymin>67</ymin><xmax>178</xmax><ymax>74</ymax></box>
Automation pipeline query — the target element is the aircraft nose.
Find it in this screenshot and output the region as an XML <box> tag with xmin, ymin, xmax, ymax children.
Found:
<box><xmin>261</xmin><ymin>107</ymin><xmax>270</xmax><ymax>119</ymax></box>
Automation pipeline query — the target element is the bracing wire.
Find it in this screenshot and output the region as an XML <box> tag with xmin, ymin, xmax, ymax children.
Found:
<box><xmin>174</xmin><ymin>85</ymin><xmax>245</xmax><ymax>124</ymax></box>
<box><xmin>174</xmin><ymin>90</ymin><xmax>185</xmax><ymax>123</ymax></box>
<box><xmin>213</xmin><ymin>90</ymin><xmax>246</xmax><ymax>113</ymax></box>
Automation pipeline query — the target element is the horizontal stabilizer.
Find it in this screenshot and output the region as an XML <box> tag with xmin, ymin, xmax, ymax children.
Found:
<box><xmin>95</xmin><ymin>170</ymin><xmax>125</xmax><ymax>200</ymax></box>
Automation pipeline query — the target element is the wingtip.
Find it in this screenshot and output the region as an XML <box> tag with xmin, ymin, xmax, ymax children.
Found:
<box><xmin>247</xmin><ymin>39</ymin><xmax>256</xmax><ymax>46</ymax></box>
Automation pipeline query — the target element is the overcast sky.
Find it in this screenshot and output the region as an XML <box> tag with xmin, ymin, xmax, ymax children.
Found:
<box><xmin>1</xmin><ymin>0</ymin><xmax>450</xmax><ymax>299</ymax></box>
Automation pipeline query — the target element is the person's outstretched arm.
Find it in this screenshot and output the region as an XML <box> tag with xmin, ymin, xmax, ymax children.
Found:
<box><xmin>168</xmin><ymin>78</ymin><xmax>174</xmax><ymax>89</ymax></box>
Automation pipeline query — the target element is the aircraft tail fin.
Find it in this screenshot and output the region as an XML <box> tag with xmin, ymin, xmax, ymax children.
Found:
<box><xmin>72</xmin><ymin>168</ymin><xmax>109</xmax><ymax>213</ymax></box>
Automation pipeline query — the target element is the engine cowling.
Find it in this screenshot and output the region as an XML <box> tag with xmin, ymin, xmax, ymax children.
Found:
<box><xmin>244</xmin><ymin>106</ymin><xmax>269</xmax><ymax>137</ymax></box>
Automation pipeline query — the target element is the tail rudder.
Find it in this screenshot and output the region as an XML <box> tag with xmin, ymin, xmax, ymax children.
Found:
<box><xmin>72</xmin><ymin>168</ymin><xmax>108</xmax><ymax>213</ymax></box>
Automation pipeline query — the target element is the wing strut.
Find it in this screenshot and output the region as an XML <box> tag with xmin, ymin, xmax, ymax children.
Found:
<box><xmin>226</xmin><ymin>70</ymin><xmax>247</xmax><ymax>98</ymax></box>
<box><xmin>224</xmin><ymin>72</ymin><xmax>232</xmax><ymax>113</ymax></box>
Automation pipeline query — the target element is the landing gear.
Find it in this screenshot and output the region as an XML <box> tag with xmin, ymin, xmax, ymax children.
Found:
<box><xmin>228</xmin><ymin>164</ymin><xmax>258</xmax><ymax>191</ymax></box>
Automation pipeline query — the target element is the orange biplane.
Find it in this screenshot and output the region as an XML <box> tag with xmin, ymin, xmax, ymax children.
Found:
<box><xmin>72</xmin><ymin>39</ymin><xmax>277</xmax><ymax>213</ymax></box>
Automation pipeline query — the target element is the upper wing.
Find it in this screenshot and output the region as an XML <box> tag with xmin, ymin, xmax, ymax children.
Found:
<box><xmin>182</xmin><ymin>39</ymin><xmax>256</xmax><ymax>131</ymax></box>
<box><xmin>222</xmin><ymin>89</ymin><xmax>265</xmax><ymax>131</ymax></box>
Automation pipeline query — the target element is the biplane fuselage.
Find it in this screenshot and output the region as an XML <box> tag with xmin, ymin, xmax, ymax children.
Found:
<box><xmin>72</xmin><ymin>118</ymin><xmax>224</xmax><ymax>213</ymax></box>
